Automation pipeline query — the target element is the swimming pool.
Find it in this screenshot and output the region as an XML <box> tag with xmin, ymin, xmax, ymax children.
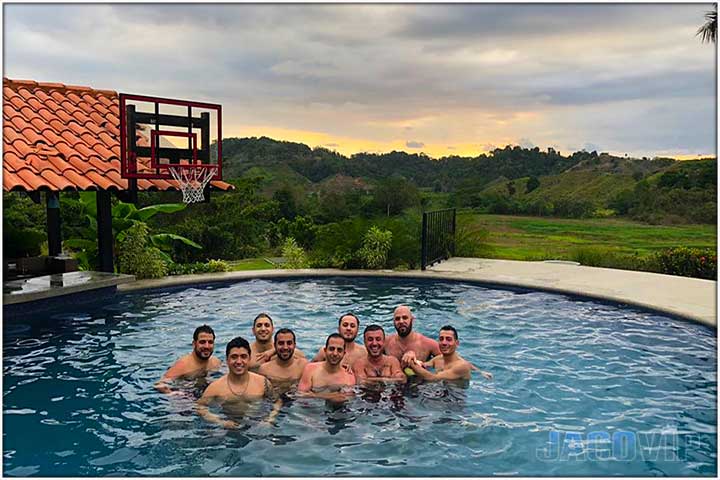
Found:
<box><xmin>3</xmin><ymin>277</ymin><xmax>716</xmax><ymax>476</ymax></box>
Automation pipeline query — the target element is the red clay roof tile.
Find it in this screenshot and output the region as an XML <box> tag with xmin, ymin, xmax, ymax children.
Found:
<box><xmin>3</xmin><ymin>77</ymin><xmax>232</xmax><ymax>193</ymax></box>
<box><xmin>61</xmin><ymin>169</ymin><xmax>95</xmax><ymax>189</ymax></box>
<box><xmin>16</xmin><ymin>168</ymin><xmax>46</xmax><ymax>190</ymax></box>
<box><xmin>12</xmin><ymin>140</ymin><xmax>33</xmax><ymax>157</ymax></box>
<box><xmin>39</xmin><ymin>168</ymin><xmax>75</xmax><ymax>190</ymax></box>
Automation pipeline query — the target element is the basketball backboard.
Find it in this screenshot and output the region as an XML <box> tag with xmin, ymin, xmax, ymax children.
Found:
<box><xmin>119</xmin><ymin>93</ymin><xmax>222</xmax><ymax>181</ymax></box>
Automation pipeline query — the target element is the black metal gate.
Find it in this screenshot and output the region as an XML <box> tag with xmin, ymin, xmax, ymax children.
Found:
<box><xmin>421</xmin><ymin>208</ymin><xmax>456</xmax><ymax>270</ymax></box>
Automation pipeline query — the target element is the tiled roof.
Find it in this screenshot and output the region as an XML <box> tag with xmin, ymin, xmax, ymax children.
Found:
<box><xmin>3</xmin><ymin>78</ymin><xmax>232</xmax><ymax>193</ymax></box>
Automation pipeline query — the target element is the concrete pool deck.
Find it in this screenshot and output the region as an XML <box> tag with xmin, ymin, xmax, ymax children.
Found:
<box><xmin>118</xmin><ymin>257</ymin><xmax>717</xmax><ymax>328</ymax></box>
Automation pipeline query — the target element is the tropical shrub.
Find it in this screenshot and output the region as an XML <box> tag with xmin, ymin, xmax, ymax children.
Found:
<box><xmin>269</xmin><ymin>215</ymin><xmax>318</xmax><ymax>249</ymax></box>
<box><xmin>64</xmin><ymin>192</ymin><xmax>200</xmax><ymax>270</ymax></box>
<box><xmin>118</xmin><ymin>223</ymin><xmax>168</xmax><ymax>279</ymax></box>
<box><xmin>455</xmin><ymin>222</ymin><xmax>492</xmax><ymax>258</ymax></box>
<box><xmin>281</xmin><ymin>237</ymin><xmax>309</xmax><ymax>269</ymax></box>
<box><xmin>648</xmin><ymin>247</ymin><xmax>716</xmax><ymax>280</ymax></box>
<box><xmin>167</xmin><ymin>259</ymin><xmax>230</xmax><ymax>275</ymax></box>
<box><xmin>358</xmin><ymin>226</ymin><xmax>392</xmax><ymax>269</ymax></box>
<box><xmin>3</xmin><ymin>192</ymin><xmax>46</xmax><ymax>257</ymax></box>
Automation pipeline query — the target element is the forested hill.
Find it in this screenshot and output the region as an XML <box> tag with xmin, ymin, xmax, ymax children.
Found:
<box><xmin>220</xmin><ymin>136</ymin><xmax>682</xmax><ymax>190</ymax></box>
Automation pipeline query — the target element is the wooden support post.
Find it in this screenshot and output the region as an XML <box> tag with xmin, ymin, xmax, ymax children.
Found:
<box><xmin>96</xmin><ymin>190</ymin><xmax>114</xmax><ymax>272</ymax></box>
<box><xmin>46</xmin><ymin>191</ymin><xmax>62</xmax><ymax>256</ymax></box>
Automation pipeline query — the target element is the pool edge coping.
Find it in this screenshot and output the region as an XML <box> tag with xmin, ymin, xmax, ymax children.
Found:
<box><xmin>117</xmin><ymin>268</ymin><xmax>717</xmax><ymax>329</ymax></box>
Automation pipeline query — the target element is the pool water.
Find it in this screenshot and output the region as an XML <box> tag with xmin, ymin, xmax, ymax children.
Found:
<box><xmin>3</xmin><ymin>277</ymin><xmax>717</xmax><ymax>476</ymax></box>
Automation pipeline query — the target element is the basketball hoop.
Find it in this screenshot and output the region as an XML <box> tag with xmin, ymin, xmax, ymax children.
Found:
<box><xmin>168</xmin><ymin>165</ymin><xmax>218</xmax><ymax>204</ymax></box>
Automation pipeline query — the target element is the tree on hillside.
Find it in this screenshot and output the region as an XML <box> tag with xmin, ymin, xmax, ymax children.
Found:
<box><xmin>372</xmin><ymin>177</ymin><xmax>421</xmax><ymax>216</ymax></box>
<box><xmin>526</xmin><ymin>176</ymin><xmax>541</xmax><ymax>193</ymax></box>
<box><xmin>697</xmin><ymin>9</ymin><xmax>717</xmax><ymax>43</ymax></box>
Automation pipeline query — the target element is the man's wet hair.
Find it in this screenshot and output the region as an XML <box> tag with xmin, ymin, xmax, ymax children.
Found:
<box><xmin>338</xmin><ymin>312</ymin><xmax>359</xmax><ymax>327</ymax></box>
<box><xmin>193</xmin><ymin>324</ymin><xmax>215</xmax><ymax>341</ymax></box>
<box><xmin>363</xmin><ymin>324</ymin><xmax>385</xmax><ymax>337</ymax></box>
<box><xmin>253</xmin><ymin>313</ymin><xmax>274</xmax><ymax>327</ymax></box>
<box><xmin>226</xmin><ymin>336</ymin><xmax>251</xmax><ymax>357</ymax></box>
<box><xmin>440</xmin><ymin>325</ymin><xmax>458</xmax><ymax>340</ymax></box>
<box><xmin>274</xmin><ymin>328</ymin><xmax>296</xmax><ymax>345</ymax></box>
<box><xmin>325</xmin><ymin>332</ymin><xmax>345</xmax><ymax>348</ymax></box>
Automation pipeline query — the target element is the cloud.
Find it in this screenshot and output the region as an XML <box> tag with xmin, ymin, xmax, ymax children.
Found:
<box><xmin>517</xmin><ymin>138</ymin><xmax>536</xmax><ymax>149</ymax></box>
<box><xmin>480</xmin><ymin>143</ymin><xmax>497</xmax><ymax>152</ymax></box>
<box><xmin>324</xmin><ymin>143</ymin><xmax>339</xmax><ymax>148</ymax></box>
<box><xmin>406</xmin><ymin>141</ymin><xmax>425</xmax><ymax>149</ymax></box>
<box><xmin>447</xmin><ymin>146</ymin><xmax>456</xmax><ymax>150</ymax></box>
<box><xmin>2</xmin><ymin>3</ymin><xmax>715</xmax><ymax>158</ymax></box>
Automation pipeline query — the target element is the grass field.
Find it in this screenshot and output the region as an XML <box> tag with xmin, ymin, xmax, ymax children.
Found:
<box><xmin>459</xmin><ymin>213</ymin><xmax>717</xmax><ymax>261</ymax></box>
<box><xmin>228</xmin><ymin>258</ymin><xmax>275</xmax><ymax>271</ymax></box>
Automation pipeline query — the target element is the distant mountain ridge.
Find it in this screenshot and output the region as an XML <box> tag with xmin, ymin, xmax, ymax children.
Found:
<box><xmin>220</xmin><ymin>136</ymin><xmax>697</xmax><ymax>188</ymax></box>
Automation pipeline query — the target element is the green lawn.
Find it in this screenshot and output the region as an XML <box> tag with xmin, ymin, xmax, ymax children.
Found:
<box><xmin>227</xmin><ymin>258</ymin><xmax>276</xmax><ymax>271</ymax></box>
<box><xmin>459</xmin><ymin>213</ymin><xmax>716</xmax><ymax>260</ymax></box>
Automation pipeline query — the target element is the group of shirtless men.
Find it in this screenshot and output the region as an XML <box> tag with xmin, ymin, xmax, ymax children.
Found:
<box><xmin>155</xmin><ymin>305</ymin><xmax>492</xmax><ymax>427</ymax></box>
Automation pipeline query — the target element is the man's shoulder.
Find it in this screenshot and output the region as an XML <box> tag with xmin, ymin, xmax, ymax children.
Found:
<box><xmin>205</xmin><ymin>374</ymin><xmax>228</xmax><ymax>393</ymax></box>
<box><xmin>248</xmin><ymin>371</ymin><xmax>266</xmax><ymax>382</ymax></box>
<box><xmin>257</xmin><ymin>360</ymin><xmax>274</xmax><ymax>374</ymax></box>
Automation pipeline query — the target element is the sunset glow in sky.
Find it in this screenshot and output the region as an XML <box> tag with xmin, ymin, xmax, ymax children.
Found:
<box><xmin>4</xmin><ymin>3</ymin><xmax>717</xmax><ymax>159</ymax></box>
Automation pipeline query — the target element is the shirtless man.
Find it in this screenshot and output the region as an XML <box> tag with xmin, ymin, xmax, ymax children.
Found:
<box><xmin>249</xmin><ymin>313</ymin><xmax>304</xmax><ymax>369</ymax></box>
<box><xmin>299</xmin><ymin>334</ymin><xmax>356</xmax><ymax>401</ymax></box>
<box><xmin>352</xmin><ymin>325</ymin><xmax>405</xmax><ymax>384</ymax></box>
<box><xmin>155</xmin><ymin>325</ymin><xmax>222</xmax><ymax>394</ymax></box>
<box><xmin>258</xmin><ymin>328</ymin><xmax>308</xmax><ymax>383</ymax></box>
<box><xmin>312</xmin><ymin>313</ymin><xmax>367</xmax><ymax>368</ymax></box>
<box><xmin>196</xmin><ymin>336</ymin><xmax>275</xmax><ymax>428</ymax></box>
<box><xmin>408</xmin><ymin>325</ymin><xmax>491</xmax><ymax>381</ymax></box>
<box><xmin>384</xmin><ymin>305</ymin><xmax>441</xmax><ymax>368</ymax></box>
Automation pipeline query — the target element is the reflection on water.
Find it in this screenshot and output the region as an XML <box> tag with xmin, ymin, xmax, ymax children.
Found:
<box><xmin>3</xmin><ymin>277</ymin><xmax>717</xmax><ymax>476</ymax></box>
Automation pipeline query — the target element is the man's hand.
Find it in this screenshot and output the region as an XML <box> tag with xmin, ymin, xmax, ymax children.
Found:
<box><xmin>222</xmin><ymin>419</ymin><xmax>240</xmax><ymax>429</ymax></box>
<box><xmin>401</xmin><ymin>351</ymin><xmax>418</xmax><ymax>367</ymax></box>
<box><xmin>481</xmin><ymin>370</ymin><xmax>493</xmax><ymax>380</ymax></box>
<box><xmin>254</xmin><ymin>350</ymin><xmax>273</xmax><ymax>364</ymax></box>
<box><xmin>154</xmin><ymin>380</ymin><xmax>172</xmax><ymax>394</ymax></box>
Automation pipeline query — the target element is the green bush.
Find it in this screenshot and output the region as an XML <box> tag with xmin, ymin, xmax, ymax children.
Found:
<box><xmin>309</xmin><ymin>218</ymin><xmax>367</xmax><ymax>268</ymax></box>
<box><xmin>648</xmin><ymin>247</ymin><xmax>716</xmax><ymax>280</ymax></box>
<box><xmin>455</xmin><ymin>222</ymin><xmax>492</xmax><ymax>257</ymax></box>
<box><xmin>281</xmin><ymin>237</ymin><xmax>309</xmax><ymax>269</ymax></box>
<box><xmin>167</xmin><ymin>259</ymin><xmax>230</xmax><ymax>275</ymax></box>
<box><xmin>3</xmin><ymin>192</ymin><xmax>47</xmax><ymax>258</ymax></box>
<box><xmin>118</xmin><ymin>223</ymin><xmax>168</xmax><ymax>279</ymax></box>
<box><xmin>358</xmin><ymin>226</ymin><xmax>393</xmax><ymax>269</ymax></box>
<box><xmin>206</xmin><ymin>259</ymin><xmax>230</xmax><ymax>272</ymax></box>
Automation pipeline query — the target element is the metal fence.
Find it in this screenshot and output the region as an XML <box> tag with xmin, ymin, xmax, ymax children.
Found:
<box><xmin>421</xmin><ymin>208</ymin><xmax>456</xmax><ymax>270</ymax></box>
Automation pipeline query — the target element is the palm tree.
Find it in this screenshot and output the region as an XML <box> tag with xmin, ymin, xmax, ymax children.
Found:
<box><xmin>697</xmin><ymin>9</ymin><xmax>717</xmax><ymax>43</ymax></box>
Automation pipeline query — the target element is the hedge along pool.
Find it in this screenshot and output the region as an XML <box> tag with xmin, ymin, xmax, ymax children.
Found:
<box><xmin>2</xmin><ymin>277</ymin><xmax>716</xmax><ymax>476</ymax></box>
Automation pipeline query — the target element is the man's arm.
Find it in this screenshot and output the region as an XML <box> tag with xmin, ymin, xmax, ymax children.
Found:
<box><xmin>297</xmin><ymin>364</ymin><xmax>314</xmax><ymax>393</ymax></box>
<box><xmin>387</xmin><ymin>357</ymin><xmax>407</xmax><ymax>382</ymax></box>
<box><xmin>250</xmin><ymin>349</ymin><xmax>275</xmax><ymax>369</ymax></box>
<box><xmin>425</xmin><ymin>337</ymin><xmax>441</xmax><ymax>358</ymax></box>
<box><xmin>154</xmin><ymin>358</ymin><xmax>186</xmax><ymax>393</ymax></box>
<box><xmin>361</xmin><ymin>358</ymin><xmax>407</xmax><ymax>384</ymax></box>
<box><xmin>408</xmin><ymin>361</ymin><xmax>470</xmax><ymax>381</ymax></box>
<box><xmin>195</xmin><ymin>383</ymin><xmax>238</xmax><ymax>428</ymax></box>
<box><xmin>351</xmin><ymin>360</ymin><xmax>368</xmax><ymax>382</ymax></box>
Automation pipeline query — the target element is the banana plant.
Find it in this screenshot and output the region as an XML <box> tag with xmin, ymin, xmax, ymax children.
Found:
<box><xmin>64</xmin><ymin>192</ymin><xmax>201</xmax><ymax>270</ymax></box>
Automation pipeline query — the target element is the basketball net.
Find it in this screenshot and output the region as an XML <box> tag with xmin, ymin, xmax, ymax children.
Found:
<box><xmin>168</xmin><ymin>165</ymin><xmax>218</xmax><ymax>204</ymax></box>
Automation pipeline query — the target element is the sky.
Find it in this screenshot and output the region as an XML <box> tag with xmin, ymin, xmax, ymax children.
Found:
<box><xmin>3</xmin><ymin>2</ymin><xmax>717</xmax><ymax>160</ymax></box>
